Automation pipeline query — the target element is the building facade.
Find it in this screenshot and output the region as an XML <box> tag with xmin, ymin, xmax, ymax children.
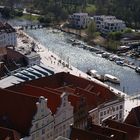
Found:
<box><xmin>69</xmin><ymin>13</ymin><xmax>90</xmax><ymax>28</ymax></box>
<box><xmin>21</xmin><ymin>93</ymin><xmax>74</xmax><ymax>140</ymax></box>
<box><xmin>92</xmin><ymin>15</ymin><xmax>126</xmax><ymax>34</ymax></box>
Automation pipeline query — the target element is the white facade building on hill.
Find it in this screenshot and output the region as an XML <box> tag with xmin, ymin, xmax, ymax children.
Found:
<box><xmin>69</xmin><ymin>13</ymin><xmax>90</xmax><ymax>28</ymax></box>
<box><xmin>0</xmin><ymin>22</ymin><xmax>17</xmax><ymax>47</ymax></box>
<box><xmin>92</xmin><ymin>15</ymin><xmax>126</xmax><ymax>34</ymax></box>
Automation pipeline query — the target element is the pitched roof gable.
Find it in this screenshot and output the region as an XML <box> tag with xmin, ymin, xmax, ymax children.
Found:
<box><xmin>125</xmin><ymin>106</ymin><xmax>140</xmax><ymax>127</ymax></box>
<box><xmin>104</xmin><ymin>119</ymin><xmax>140</xmax><ymax>140</ymax></box>
<box><xmin>0</xmin><ymin>88</ymin><xmax>38</xmax><ymax>137</ymax></box>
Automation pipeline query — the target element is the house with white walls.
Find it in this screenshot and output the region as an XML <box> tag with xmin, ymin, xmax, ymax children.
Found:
<box><xmin>92</xmin><ymin>15</ymin><xmax>126</xmax><ymax>34</ymax></box>
<box><xmin>69</xmin><ymin>13</ymin><xmax>90</xmax><ymax>28</ymax></box>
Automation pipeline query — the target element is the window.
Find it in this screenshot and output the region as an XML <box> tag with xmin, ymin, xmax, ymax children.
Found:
<box><xmin>119</xmin><ymin>111</ymin><xmax>122</xmax><ymax>119</ymax></box>
<box><xmin>107</xmin><ymin>109</ymin><xmax>109</xmax><ymax>114</ymax></box>
<box><xmin>116</xmin><ymin>106</ymin><xmax>119</xmax><ymax>111</ymax></box>
<box><xmin>112</xmin><ymin>107</ymin><xmax>115</xmax><ymax>112</ymax></box>
<box><xmin>104</xmin><ymin>111</ymin><xmax>106</xmax><ymax>115</ymax></box>
<box><xmin>42</xmin><ymin>128</ymin><xmax>45</xmax><ymax>135</ymax></box>
<box><xmin>100</xmin><ymin>112</ymin><xmax>103</xmax><ymax>116</ymax></box>
<box><xmin>36</xmin><ymin>131</ymin><xmax>39</xmax><ymax>137</ymax></box>
<box><xmin>116</xmin><ymin>114</ymin><xmax>118</xmax><ymax>120</ymax></box>
<box><xmin>120</xmin><ymin>105</ymin><xmax>123</xmax><ymax>109</ymax></box>
<box><xmin>42</xmin><ymin>120</ymin><xmax>44</xmax><ymax>126</ymax></box>
<box><xmin>35</xmin><ymin>123</ymin><xmax>39</xmax><ymax>129</ymax></box>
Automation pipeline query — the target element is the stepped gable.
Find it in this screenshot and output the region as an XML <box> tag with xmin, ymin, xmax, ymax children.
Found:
<box><xmin>45</xmin><ymin>86</ymin><xmax>82</xmax><ymax>112</ymax></box>
<box><xmin>0</xmin><ymin>88</ymin><xmax>38</xmax><ymax>137</ymax></box>
<box><xmin>0</xmin><ymin>127</ymin><xmax>20</xmax><ymax>140</ymax></box>
<box><xmin>7</xmin><ymin>84</ymin><xmax>61</xmax><ymax>114</ymax></box>
<box><xmin>70</xmin><ymin>127</ymin><xmax>111</xmax><ymax>140</ymax></box>
<box><xmin>104</xmin><ymin>119</ymin><xmax>140</xmax><ymax>140</ymax></box>
<box><xmin>125</xmin><ymin>106</ymin><xmax>140</xmax><ymax>127</ymax></box>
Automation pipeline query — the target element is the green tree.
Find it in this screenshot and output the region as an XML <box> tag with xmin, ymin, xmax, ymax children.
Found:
<box><xmin>108</xmin><ymin>31</ymin><xmax>123</xmax><ymax>41</ymax></box>
<box><xmin>84</xmin><ymin>4</ymin><xmax>96</xmax><ymax>15</ymax></box>
<box><xmin>86</xmin><ymin>21</ymin><xmax>96</xmax><ymax>39</ymax></box>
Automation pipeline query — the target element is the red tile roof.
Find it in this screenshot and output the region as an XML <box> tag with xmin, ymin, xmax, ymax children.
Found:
<box><xmin>8</xmin><ymin>84</ymin><xmax>82</xmax><ymax>113</ymax></box>
<box><xmin>8</xmin><ymin>84</ymin><xmax>61</xmax><ymax>114</ymax></box>
<box><xmin>125</xmin><ymin>106</ymin><xmax>140</xmax><ymax>127</ymax></box>
<box><xmin>104</xmin><ymin>119</ymin><xmax>140</xmax><ymax>140</ymax></box>
<box><xmin>89</xmin><ymin>124</ymin><xmax>127</xmax><ymax>140</ymax></box>
<box><xmin>8</xmin><ymin>72</ymin><xmax>120</xmax><ymax>113</ymax></box>
<box><xmin>0</xmin><ymin>88</ymin><xmax>38</xmax><ymax>137</ymax></box>
<box><xmin>70</xmin><ymin>127</ymin><xmax>112</xmax><ymax>140</ymax></box>
<box><xmin>0</xmin><ymin>127</ymin><xmax>20</xmax><ymax>140</ymax></box>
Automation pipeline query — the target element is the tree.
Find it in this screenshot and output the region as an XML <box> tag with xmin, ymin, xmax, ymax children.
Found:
<box><xmin>86</xmin><ymin>21</ymin><xmax>96</xmax><ymax>39</ymax></box>
<box><xmin>108</xmin><ymin>31</ymin><xmax>123</xmax><ymax>41</ymax></box>
<box><xmin>84</xmin><ymin>4</ymin><xmax>96</xmax><ymax>16</ymax></box>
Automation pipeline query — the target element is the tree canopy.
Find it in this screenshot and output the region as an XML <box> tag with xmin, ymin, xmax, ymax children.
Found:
<box><xmin>0</xmin><ymin>0</ymin><xmax>140</xmax><ymax>28</ymax></box>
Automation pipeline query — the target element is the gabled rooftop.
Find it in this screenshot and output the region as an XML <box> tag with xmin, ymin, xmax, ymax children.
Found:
<box><xmin>70</xmin><ymin>127</ymin><xmax>112</xmax><ymax>140</ymax></box>
<box><xmin>7</xmin><ymin>84</ymin><xmax>82</xmax><ymax>113</ymax></box>
<box><xmin>7</xmin><ymin>72</ymin><xmax>121</xmax><ymax>113</ymax></box>
<box><xmin>125</xmin><ymin>106</ymin><xmax>140</xmax><ymax>127</ymax></box>
<box><xmin>104</xmin><ymin>119</ymin><xmax>140</xmax><ymax>140</ymax></box>
<box><xmin>0</xmin><ymin>88</ymin><xmax>39</xmax><ymax>137</ymax></box>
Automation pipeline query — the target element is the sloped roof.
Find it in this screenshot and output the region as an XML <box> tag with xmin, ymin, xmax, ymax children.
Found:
<box><xmin>0</xmin><ymin>127</ymin><xmax>20</xmax><ymax>140</ymax></box>
<box><xmin>0</xmin><ymin>88</ymin><xmax>38</xmax><ymax>137</ymax></box>
<box><xmin>7</xmin><ymin>72</ymin><xmax>119</xmax><ymax>113</ymax></box>
<box><xmin>125</xmin><ymin>106</ymin><xmax>140</xmax><ymax>127</ymax></box>
<box><xmin>89</xmin><ymin>124</ymin><xmax>127</xmax><ymax>140</ymax></box>
<box><xmin>7</xmin><ymin>84</ymin><xmax>81</xmax><ymax>113</ymax></box>
<box><xmin>7</xmin><ymin>84</ymin><xmax>61</xmax><ymax>114</ymax></box>
<box><xmin>104</xmin><ymin>119</ymin><xmax>140</xmax><ymax>140</ymax></box>
<box><xmin>70</xmin><ymin>127</ymin><xmax>112</xmax><ymax>140</ymax></box>
<box><xmin>22</xmin><ymin>72</ymin><xmax>118</xmax><ymax>101</ymax></box>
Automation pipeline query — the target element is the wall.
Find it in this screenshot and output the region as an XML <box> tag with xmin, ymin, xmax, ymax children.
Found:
<box><xmin>54</xmin><ymin>93</ymin><xmax>74</xmax><ymax>139</ymax></box>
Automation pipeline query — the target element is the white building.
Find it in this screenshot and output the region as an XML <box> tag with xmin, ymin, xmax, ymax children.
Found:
<box><xmin>0</xmin><ymin>22</ymin><xmax>17</xmax><ymax>47</ymax></box>
<box><xmin>69</xmin><ymin>13</ymin><xmax>90</xmax><ymax>28</ymax></box>
<box><xmin>54</xmin><ymin>93</ymin><xmax>74</xmax><ymax>139</ymax></box>
<box><xmin>89</xmin><ymin>97</ymin><xmax>124</xmax><ymax>125</ymax></box>
<box><xmin>92</xmin><ymin>15</ymin><xmax>126</xmax><ymax>34</ymax></box>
